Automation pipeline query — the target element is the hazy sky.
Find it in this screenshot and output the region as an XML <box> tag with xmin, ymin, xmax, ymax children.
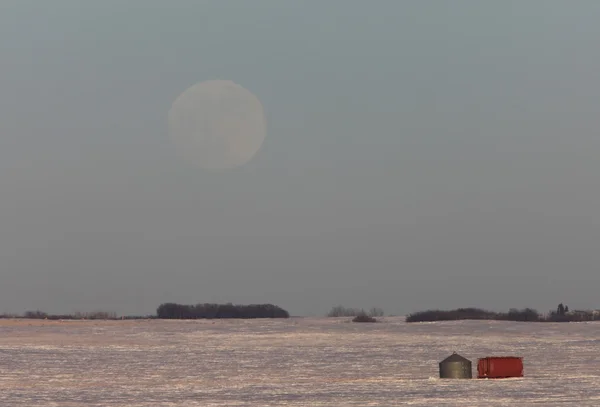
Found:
<box><xmin>2</xmin><ymin>1</ymin><xmax>600</xmax><ymax>316</ymax></box>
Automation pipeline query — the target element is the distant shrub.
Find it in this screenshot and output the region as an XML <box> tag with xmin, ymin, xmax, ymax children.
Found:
<box><xmin>24</xmin><ymin>310</ymin><xmax>48</xmax><ymax>319</ymax></box>
<box><xmin>352</xmin><ymin>313</ymin><xmax>377</xmax><ymax>323</ymax></box>
<box><xmin>327</xmin><ymin>305</ymin><xmax>384</xmax><ymax>318</ymax></box>
<box><xmin>504</xmin><ymin>308</ymin><xmax>540</xmax><ymax>322</ymax></box>
<box><xmin>328</xmin><ymin>306</ymin><xmax>360</xmax><ymax>317</ymax></box>
<box><xmin>121</xmin><ymin>315</ymin><xmax>157</xmax><ymax>320</ymax></box>
<box><xmin>73</xmin><ymin>311</ymin><xmax>118</xmax><ymax>320</ymax></box>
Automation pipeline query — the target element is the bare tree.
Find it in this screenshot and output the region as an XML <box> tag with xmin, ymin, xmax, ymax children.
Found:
<box><xmin>369</xmin><ymin>307</ymin><xmax>384</xmax><ymax>317</ymax></box>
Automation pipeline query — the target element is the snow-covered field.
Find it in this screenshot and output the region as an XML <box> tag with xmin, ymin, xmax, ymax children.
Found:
<box><xmin>0</xmin><ymin>317</ymin><xmax>598</xmax><ymax>406</ymax></box>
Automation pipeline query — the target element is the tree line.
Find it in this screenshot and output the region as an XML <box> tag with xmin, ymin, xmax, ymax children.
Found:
<box><xmin>156</xmin><ymin>302</ymin><xmax>290</xmax><ymax>319</ymax></box>
<box><xmin>0</xmin><ymin>310</ymin><xmax>121</xmax><ymax>320</ymax></box>
<box><xmin>405</xmin><ymin>303</ymin><xmax>600</xmax><ymax>323</ymax></box>
<box><xmin>0</xmin><ymin>303</ymin><xmax>290</xmax><ymax>320</ymax></box>
<box><xmin>2</xmin><ymin>302</ymin><xmax>596</xmax><ymax>322</ymax></box>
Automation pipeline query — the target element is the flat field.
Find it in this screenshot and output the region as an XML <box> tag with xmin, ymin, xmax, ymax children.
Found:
<box><xmin>0</xmin><ymin>317</ymin><xmax>598</xmax><ymax>406</ymax></box>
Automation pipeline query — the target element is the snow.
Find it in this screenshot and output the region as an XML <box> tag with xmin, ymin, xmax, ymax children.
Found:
<box><xmin>0</xmin><ymin>317</ymin><xmax>598</xmax><ymax>406</ymax></box>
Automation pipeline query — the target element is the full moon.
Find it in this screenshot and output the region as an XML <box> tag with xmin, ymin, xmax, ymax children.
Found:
<box><xmin>168</xmin><ymin>80</ymin><xmax>267</xmax><ymax>170</ymax></box>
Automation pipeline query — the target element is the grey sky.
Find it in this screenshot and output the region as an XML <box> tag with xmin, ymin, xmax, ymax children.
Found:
<box><xmin>1</xmin><ymin>1</ymin><xmax>600</xmax><ymax>316</ymax></box>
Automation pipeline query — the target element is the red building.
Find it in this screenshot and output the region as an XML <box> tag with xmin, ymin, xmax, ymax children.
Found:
<box><xmin>477</xmin><ymin>357</ymin><xmax>523</xmax><ymax>379</ymax></box>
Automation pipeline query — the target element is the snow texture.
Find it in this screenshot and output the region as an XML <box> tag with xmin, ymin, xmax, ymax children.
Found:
<box><xmin>0</xmin><ymin>317</ymin><xmax>598</xmax><ymax>406</ymax></box>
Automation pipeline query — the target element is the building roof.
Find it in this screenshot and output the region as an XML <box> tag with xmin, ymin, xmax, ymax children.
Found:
<box><xmin>440</xmin><ymin>352</ymin><xmax>471</xmax><ymax>364</ymax></box>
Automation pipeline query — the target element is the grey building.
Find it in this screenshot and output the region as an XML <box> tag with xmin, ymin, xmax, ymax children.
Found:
<box><xmin>439</xmin><ymin>352</ymin><xmax>472</xmax><ymax>379</ymax></box>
